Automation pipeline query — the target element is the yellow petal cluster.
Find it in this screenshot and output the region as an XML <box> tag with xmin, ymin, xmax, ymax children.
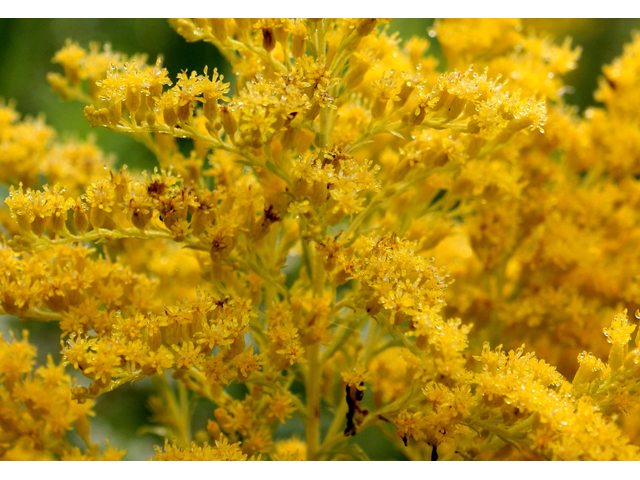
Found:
<box><xmin>3</xmin><ymin>18</ymin><xmax>640</xmax><ymax>461</ymax></box>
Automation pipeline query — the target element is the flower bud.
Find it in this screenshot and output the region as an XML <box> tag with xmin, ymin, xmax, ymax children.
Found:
<box><xmin>147</xmin><ymin>84</ymin><xmax>163</xmax><ymax>110</ymax></box>
<box><xmin>0</xmin><ymin>291</ymin><xmax>29</xmax><ymax>316</ymax></box>
<box><xmin>310</xmin><ymin>181</ymin><xmax>328</xmax><ymax>207</ymax></box>
<box><xmin>609</xmin><ymin>343</ymin><xmax>625</xmax><ymax>372</ymax></box>
<box><xmin>203</xmin><ymin>99</ymin><xmax>219</xmax><ymax>122</ymax></box>
<box><xmin>214</xmin><ymin>408</ymin><xmax>234</xmax><ymax>433</ymax></box>
<box><xmin>165</xmin><ymin>320</ymin><xmax>182</xmax><ymax>345</ymax></box>
<box><xmin>31</xmin><ymin>216</ymin><xmax>46</xmax><ymax>237</ymax></box>
<box><xmin>305</xmin><ymin>101</ymin><xmax>322</xmax><ymax>121</ymax></box>
<box><xmin>177</xmin><ymin>101</ymin><xmax>193</xmax><ymax>124</ymax></box>
<box><xmin>573</xmin><ymin>352</ymin><xmax>606</xmax><ymax>386</ymax></box>
<box><xmin>163</xmin><ymin>105</ymin><xmax>178</xmax><ymax>128</ymax></box>
<box><xmin>71</xmin><ymin>386</ymin><xmax>90</xmax><ymax>404</ymax></box>
<box><xmin>219</xmin><ymin>105</ymin><xmax>237</xmax><ymax>139</ymax></box>
<box><xmin>131</xmin><ymin>209</ymin><xmax>152</xmax><ymax>230</ymax></box>
<box><xmin>147</xmin><ymin>324</ymin><xmax>162</xmax><ymax>351</ymax></box>
<box><xmin>403</xmin><ymin>105</ymin><xmax>426</xmax><ymax>126</ymax></box>
<box><xmin>262</xmin><ymin>27</ymin><xmax>276</xmax><ymax>52</ymax></box>
<box><xmin>371</xmin><ymin>97</ymin><xmax>388</xmax><ymax>119</ymax></box>
<box><xmin>125</xmin><ymin>86</ymin><xmax>142</xmax><ymax>116</ymax></box>
<box><xmin>73</xmin><ymin>207</ymin><xmax>89</xmax><ymax>233</ymax></box>
<box><xmin>292</xmin><ymin>34</ymin><xmax>305</xmax><ymax>59</ymax></box>
<box><xmin>365</xmin><ymin>296</ymin><xmax>382</xmax><ymax>316</ymax></box>
<box><xmin>107</xmin><ymin>100</ymin><xmax>122</xmax><ymax>126</ymax></box>
<box><xmin>416</xmin><ymin>334</ymin><xmax>428</xmax><ymax>351</ymax></box>
<box><xmin>90</xmin><ymin>206</ymin><xmax>106</xmax><ymax>229</ymax></box>
<box><xmin>84</xmin><ymin>105</ymin><xmax>109</xmax><ymax>128</ymax></box>
<box><xmin>207</xmin><ymin>420</ymin><xmax>221</xmax><ymax>440</ymax></box>
<box><xmin>48</xmin><ymin>211</ymin><xmax>67</xmax><ymax>233</ymax></box>
<box><xmin>395</xmin><ymin>80</ymin><xmax>415</xmax><ymax>108</ymax></box>
<box><xmin>170</xmin><ymin>18</ymin><xmax>202</xmax><ymax>42</ymax></box>
<box><xmin>344</xmin><ymin>59</ymin><xmax>370</xmax><ymax>90</ymax></box>
<box><xmin>356</xmin><ymin>19</ymin><xmax>377</xmax><ymax>38</ymax></box>
<box><xmin>227</xmin><ymin>335</ymin><xmax>245</xmax><ymax>360</ymax></box>
<box><xmin>281</xmin><ymin>126</ymin><xmax>296</xmax><ymax>150</ymax></box>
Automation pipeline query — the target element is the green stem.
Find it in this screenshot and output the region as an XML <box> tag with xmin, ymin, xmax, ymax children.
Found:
<box><xmin>226</xmin><ymin>38</ymin><xmax>286</xmax><ymax>74</ymax></box>
<box><xmin>305</xmin><ymin>243</ymin><xmax>326</xmax><ymax>460</ymax></box>
<box><xmin>345</xmin><ymin>121</ymin><xmax>404</xmax><ymax>153</ymax></box>
<box><xmin>317</xmin><ymin>409</ymin><xmax>383</xmax><ymax>457</ymax></box>
<box><xmin>0</xmin><ymin>307</ymin><xmax>62</xmax><ymax>322</ymax></box>
<box><xmin>323</xmin><ymin>399</ymin><xmax>349</xmax><ymax>445</ymax></box>
<box><xmin>17</xmin><ymin>226</ymin><xmax>203</xmax><ymax>252</ymax></box>
<box><xmin>320</xmin><ymin>316</ymin><xmax>363</xmax><ymax>365</ymax></box>
<box><xmin>152</xmin><ymin>373</ymin><xmax>191</xmax><ymax>448</ymax></box>
<box><xmin>290</xmin><ymin>393</ymin><xmax>308</xmax><ymax>421</ymax></box>
<box><xmin>305</xmin><ymin>342</ymin><xmax>321</xmax><ymax>460</ymax></box>
<box><xmin>342</xmin><ymin>190</ymin><xmax>385</xmax><ymax>241</ymax></box>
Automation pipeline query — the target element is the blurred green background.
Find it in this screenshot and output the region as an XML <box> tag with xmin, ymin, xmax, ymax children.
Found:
<box><xmin>1</xmin><ymin>18</ymin><xmax>639</xmax><ymax>460</ymax></box>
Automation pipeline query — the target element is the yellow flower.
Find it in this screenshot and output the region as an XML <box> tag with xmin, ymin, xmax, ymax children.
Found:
<box><xmin>6</xmin><ymin>16</ymin><xmax>640</xmax><ymax>461</ymax></box>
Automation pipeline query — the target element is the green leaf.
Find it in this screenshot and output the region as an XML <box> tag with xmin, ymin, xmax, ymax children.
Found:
<box><xmin>388</xmin><ymin>130</ymin><xmax>405</xmax><ymax>140</ymax></box>
<box><xmin>326</xmin><ymin>442</ymin><xmax>371</xmax><ymax>461</ymax></box>
<box><xmin>137</xmin><ymin>425</ymin><xmax>169</xmax><ymax>439</ymax></box>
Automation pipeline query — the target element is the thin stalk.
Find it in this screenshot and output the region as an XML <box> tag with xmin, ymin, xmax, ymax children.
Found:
<box><xmin>323</xmin><ymin>399</ymin><xmax>348</xmax><ymax>446</ymax></box>
<box><xmin>305</xmin><ymin>342</ymin><xmax>321</xmax><ymax>460</ymax></box>
<box><xmin>305</xmin><ymin>244</ymin><xmax>325</xmax><ymax>460</ymax></box>
<box><xmin>21</xmin><ymin>226</ymin><xmax>203</xmax><ymax>252</ymax></box>
<box><xmin>320</xmin><ymin>317</ymin><xmax>363</xmax><ymax>365</ymax></box>
<box><xmin>0</xmin><ymin>307</ymin><xmax>62</xmax><ymax>322</ymax></box>
<box><xmin>152</xmin><ymin>373</ymin><xmax>191</xmax><ymax>448</ymax></box>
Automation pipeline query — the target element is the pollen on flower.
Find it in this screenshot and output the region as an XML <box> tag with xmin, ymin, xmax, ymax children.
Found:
<box><xmin>3</xmin><ymin>17</ymin><xmax>640</xmax><ymax>462</ymax></box>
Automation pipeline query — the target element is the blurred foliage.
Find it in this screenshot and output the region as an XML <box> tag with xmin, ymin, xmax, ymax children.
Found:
<box><xmin>0</xmin><ymin>19</ymin><xmax>229</xmax><ymax>172</ymax></box>
<box><xmin>1</xmin><ymin>18</ymin><xmax>639</xmax><ymax>460</ymax></box>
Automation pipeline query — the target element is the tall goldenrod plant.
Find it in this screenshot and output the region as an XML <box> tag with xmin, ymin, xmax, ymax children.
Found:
<box><xmin>2</xmin><ymin>18</ymin><xmax>640</xmax><ymax>460</ymax></box>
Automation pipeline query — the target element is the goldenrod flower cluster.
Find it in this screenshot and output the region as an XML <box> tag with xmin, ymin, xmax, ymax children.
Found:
<box><xmin>2</xmin><ymin>18</ymin><xmax>640</xmax><ymax>461</ymax></box>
